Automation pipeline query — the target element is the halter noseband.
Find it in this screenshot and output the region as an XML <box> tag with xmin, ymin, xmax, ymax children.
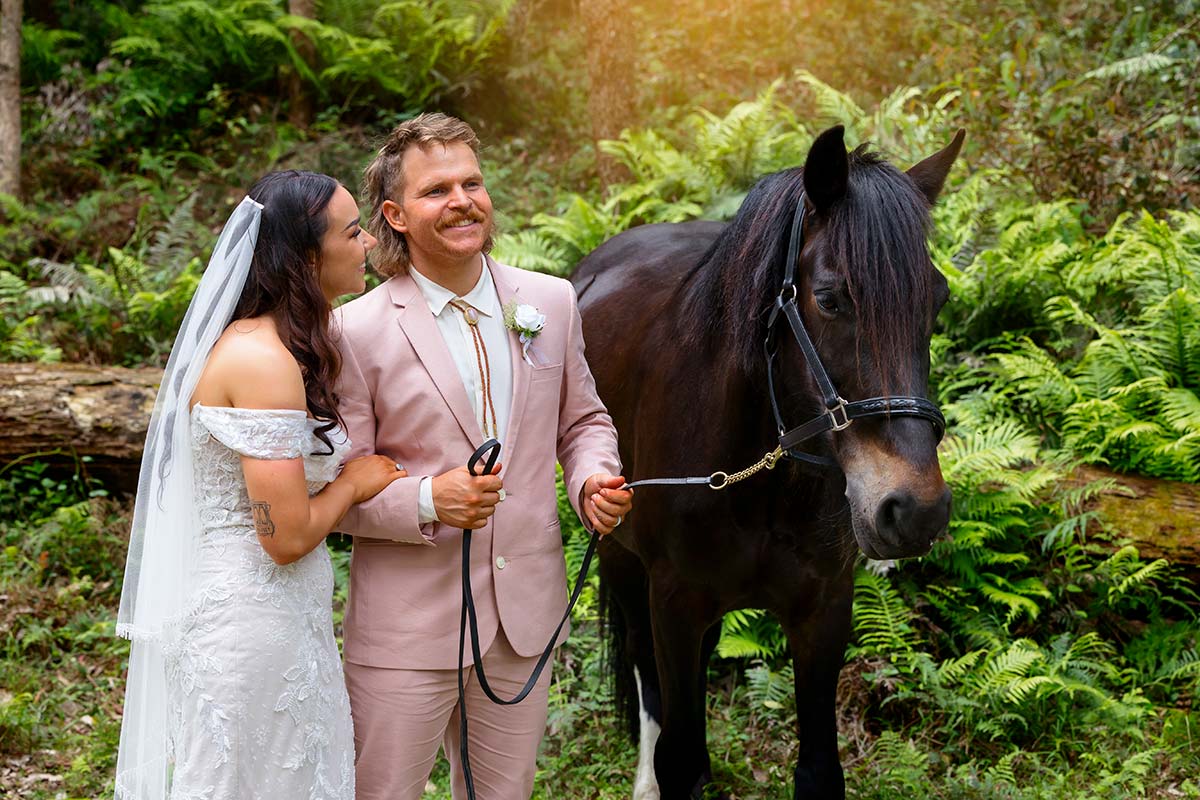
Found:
<box><xmin>762</xmin><ymin>194</ymin><xmax>947</xmax><ymax>468</ymax></box>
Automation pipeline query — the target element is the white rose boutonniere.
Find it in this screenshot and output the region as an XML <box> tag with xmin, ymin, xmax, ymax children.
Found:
<box><xmin>503</xmin><ymin>301</ymin><xmax>546</xmax><ymax>366</ymax></box>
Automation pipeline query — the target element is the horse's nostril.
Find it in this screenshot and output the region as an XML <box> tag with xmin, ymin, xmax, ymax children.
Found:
<box><xmin>876</xmin><ymin>491</ymin><xmax>914</xmax><ymax>538</ymax></box>
<box><xmin>876</xmin><ymin>488</ymin><xmax>952</xmax><ymax>548</ymax></box>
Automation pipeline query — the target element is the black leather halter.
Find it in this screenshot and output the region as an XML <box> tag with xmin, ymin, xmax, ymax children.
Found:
<box><xmin>761</xmin><ymin>194</ymin><xmax>946</xmax><ymax>468</ymax></box>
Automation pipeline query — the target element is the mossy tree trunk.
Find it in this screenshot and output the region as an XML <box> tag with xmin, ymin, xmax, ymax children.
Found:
<box><xmin>285</xmin><ymin>0</ymin><xmax>316</xmax><ymax>128</ymax></box>
<box><xmin>0</xmin><ymin>0</ymin><xmax>21</xmax><ymax>198</ymax></box>
<box><xmin>580</xmin><ymin>0</ymin><xmax>636</xmax><ymax>188</ymax></box>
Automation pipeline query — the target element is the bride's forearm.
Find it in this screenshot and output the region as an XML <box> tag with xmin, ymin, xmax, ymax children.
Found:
<box><xmin>252</xmin><ymin>478</ymin><xmax>356</xmax><ymax>565</ymax></box>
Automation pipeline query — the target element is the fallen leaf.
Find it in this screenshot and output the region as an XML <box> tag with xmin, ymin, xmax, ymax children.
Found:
<box><xmin>23</xmin><ymin>773</ymin><xmax>64</xmax><ymax>784</ymax></box>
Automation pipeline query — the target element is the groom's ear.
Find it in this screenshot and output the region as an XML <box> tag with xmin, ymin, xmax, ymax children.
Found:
<box><xmin>381</xmin><ymin>199</ymin><xmax>407</xmax><ymax>233</ymax></box>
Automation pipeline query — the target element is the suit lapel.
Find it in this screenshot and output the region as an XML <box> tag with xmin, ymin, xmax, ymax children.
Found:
<box><xmin>489</xmin><ymin>257</ymin><xmax>531</xmax><ymax>456</ymax></box>
<box><xmin>390</xmin><ymin>274</ymin><xmax>485</xmax><ymax>445</ymax></box>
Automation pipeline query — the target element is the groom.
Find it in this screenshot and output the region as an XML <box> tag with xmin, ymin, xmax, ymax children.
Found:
<box><xmin>333</xmin><ymin>112</ymin><xmax>633</xmax><ymax>799</ymax></box>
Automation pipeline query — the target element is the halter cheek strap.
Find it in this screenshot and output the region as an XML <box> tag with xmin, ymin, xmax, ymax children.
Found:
<box><xmin>622</xmin><ymin>192</ymin><xmax>948</xmax><ymax>490</ymax></box>
<box><xmin>763</xmin><ymin>194</ymin><xmax>946</xmax><ymax>468</ymax></box>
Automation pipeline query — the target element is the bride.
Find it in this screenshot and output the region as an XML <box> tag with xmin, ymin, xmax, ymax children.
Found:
<box><xmin>115</xmin><ymin>170</ymin><xmax>403</xmax><ymax>799</ymax></box>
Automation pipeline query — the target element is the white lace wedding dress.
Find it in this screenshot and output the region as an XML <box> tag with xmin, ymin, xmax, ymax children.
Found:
<box><xmin>160</xmin><ymin>404</ymin><xmax>355</xmax><ymax>800</ymax></box>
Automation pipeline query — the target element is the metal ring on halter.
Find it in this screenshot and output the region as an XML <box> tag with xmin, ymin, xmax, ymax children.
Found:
<box><xmin>827</xmin><ymin>398</ymin><xmax>852</xmax><ymax>431</ymax></box>
<box><xmin>779</xmin><ymin>284</ymin><xmax>798</xmax><ymax>304</ymax></box>
<box><xmin>708</xmin><ymin>472</ymin><xmax>729</xmax><ymax>490</ymax></box>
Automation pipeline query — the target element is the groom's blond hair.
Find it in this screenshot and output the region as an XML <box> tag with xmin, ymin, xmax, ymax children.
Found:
<box><xmin>363</xmin><ymin>113</ymin><xmax>490</xmax><ymax>278</ymax></box>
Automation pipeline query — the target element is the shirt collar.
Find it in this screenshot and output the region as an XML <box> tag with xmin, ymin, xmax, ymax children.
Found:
<box><xmin>409</xmin><ymin>255</ymin><xmax>497</xmax><ymax>318</ymax></box>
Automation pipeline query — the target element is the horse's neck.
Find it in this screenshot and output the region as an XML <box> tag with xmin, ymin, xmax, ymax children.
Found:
<box><xmin>675</xmin><ymin>341</ymin><xmax>778</xmax><ymax>462</ymax></box>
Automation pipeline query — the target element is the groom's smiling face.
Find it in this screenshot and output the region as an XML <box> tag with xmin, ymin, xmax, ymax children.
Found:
<box><xmin>382</xmin><ymin>141</ymin><xmax>495</xmax><ymax>276</ymax></box>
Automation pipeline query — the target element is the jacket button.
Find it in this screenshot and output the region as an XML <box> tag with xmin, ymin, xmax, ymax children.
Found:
<box><xmin>496</xmin><ymin>556</ymin><xmax>507</xmax><ymax>570</ymax></box>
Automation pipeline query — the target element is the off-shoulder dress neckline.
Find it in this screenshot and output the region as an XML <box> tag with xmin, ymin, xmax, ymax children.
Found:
<box><xmin>191</xmin><ymin>402</ymin><xmax>312</xmax><ymax>420</ymax></box>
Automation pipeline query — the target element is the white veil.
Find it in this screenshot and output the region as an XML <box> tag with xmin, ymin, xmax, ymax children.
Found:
<box><xmin>114</xmin><ymin>196</ymin><xmax>262</xmax><ymax>799</ymax></box>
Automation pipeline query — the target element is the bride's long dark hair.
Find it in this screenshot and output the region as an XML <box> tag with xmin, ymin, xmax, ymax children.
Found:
<box><xmin>236</xmin><ymin>170</ymin><xmax>345</xmax><ymax>452</ymax></box>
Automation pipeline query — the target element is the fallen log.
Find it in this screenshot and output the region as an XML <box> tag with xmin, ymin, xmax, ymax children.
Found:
<box><xmin>0</xmin><ymin>365</ymin><xmax>1197</xmax><ymax>570</ymax></box>
<box><xmin>1072</xmin><ymin>465</ymin><xmax>1200</xmax><ymax>569</ymax></box>
<box><xmin>0</xmin><ymin>362</ymin><xmax>160</xmax><ymax>493</ymax></box>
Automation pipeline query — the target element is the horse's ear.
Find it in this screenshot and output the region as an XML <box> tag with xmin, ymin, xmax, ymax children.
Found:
<box><xmin>907</xmin><ymin>129</ymin><xmax>965</xmax><ymax>205</ymax></box>
<box><xmin>802</xmin><ymin>125</ymin><xmax>849</xmax><ymax>214</ymax></box>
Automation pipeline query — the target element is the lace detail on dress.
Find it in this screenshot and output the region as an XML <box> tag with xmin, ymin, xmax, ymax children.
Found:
<box><xmin>192</xmin><ymin>404</ymin><xmax>310</xmax><ymax>459</ymax></box>
<box><xmin>148</xmin><ymin>405</ymin><xmax>355</xmax><ymax>800</ymax></box>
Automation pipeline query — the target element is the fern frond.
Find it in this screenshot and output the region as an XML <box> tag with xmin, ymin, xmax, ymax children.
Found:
<box><xmin>852</xmin><ymin>569</ymin><xmax>919</xmax><ymax>660</ymax></box>
<box><xmin>939</xmin><ymin>421</ymin><xmax>1041</xmax><ymax>487</ymax></box>
<box><xmin>491</xmin><ymin>231</ymin><xmax>571</xmax><ymax>276</ymax></box>
<box><xmin>745</xmin><ymin>660</ymin><xmax>795</xmax><ymax>712</ymax></box>
<box><xmin>32</xmin><ymin>258</ymin><xmax>111</xmax><ymax>307</ymax></box>
<box><xmin>793</xmin><ymin>70</ymin><xmax>866</xmax><ymax>142</ymax></box>
<box><xmin>1084</xmin><ymin>53</ymin><xmax>1179</xmax><ymax>81</ymax></box>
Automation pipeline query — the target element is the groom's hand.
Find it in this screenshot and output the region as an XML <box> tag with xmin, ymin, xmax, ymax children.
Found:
<box><xmin>582</xmin><ymin>474</ymin><xmax>633</xmax><ymax>536</ymax></box>
<box><xmin>433</xmin><ymin>463</ymin><xmax>503</xmax><ymax>529</ymax></box>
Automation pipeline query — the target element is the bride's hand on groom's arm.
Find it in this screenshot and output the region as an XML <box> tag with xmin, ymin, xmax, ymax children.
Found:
<box><xmin>339</xmin><ymin>455</ymin><xmax>408</xmax><ymax>504</ymax></box>
<box><xmin>241</xmin><ymin>455</ymin><xmax>405</xmax><ymax>565</ymax></box>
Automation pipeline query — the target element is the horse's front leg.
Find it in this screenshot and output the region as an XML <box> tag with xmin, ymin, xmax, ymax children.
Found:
<box><xmin>780</xmin><ymin>575</ymin><xmax>854</xmax><ymax>800</ymax></box>
<box><xmin>648</xmin><ymin>572</ymin><xmax>723</xmax><ymax>800</ymax></box>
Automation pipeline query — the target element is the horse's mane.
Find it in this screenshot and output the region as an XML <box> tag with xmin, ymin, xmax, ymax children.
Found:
<box><xmin>681</xmin><ymin>145</ymin><xmax>935</xmax><ymax>389</ymax></box>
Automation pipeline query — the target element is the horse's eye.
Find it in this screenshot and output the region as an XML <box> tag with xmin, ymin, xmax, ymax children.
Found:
<box><xmin>815</xmin><ymin>292</ymin><xmax>839</xmax><ymax>314</ymax></box>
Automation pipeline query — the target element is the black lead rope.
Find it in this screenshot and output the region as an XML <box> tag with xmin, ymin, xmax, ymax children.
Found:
<box><xmin>458</xmin><ymin>438</ymin><xmax>601</xmax><ymax>800</ymax></box>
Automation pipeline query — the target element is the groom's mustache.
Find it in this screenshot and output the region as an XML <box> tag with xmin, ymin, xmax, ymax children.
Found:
<box><xmin>438</xmin><ymin>210</ymin><xmax>488</xmax><ymax>230</ymax></box>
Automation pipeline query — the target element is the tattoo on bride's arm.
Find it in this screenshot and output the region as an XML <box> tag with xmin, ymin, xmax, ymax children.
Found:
<box><xmin>250</xmin><ymin>501</ymin><xmax>276</xmax><ymax>538</ymax></box>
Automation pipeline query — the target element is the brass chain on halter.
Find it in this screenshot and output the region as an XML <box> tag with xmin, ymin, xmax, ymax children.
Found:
<box><xmin>707</xmin><ymin>445</ymin><xmax>785</xmax><ymax>490</ymax></box>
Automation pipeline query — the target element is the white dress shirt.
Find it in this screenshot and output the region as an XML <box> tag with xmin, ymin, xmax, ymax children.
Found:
<box><xmin>409</xmin><ymin>258</ymin><xmax>513</xmax><ymax>523</ymax></box>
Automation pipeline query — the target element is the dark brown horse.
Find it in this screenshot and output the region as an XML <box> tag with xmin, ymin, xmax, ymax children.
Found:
<box><xmin>571</xmin><ymin>125</ymin><xmax>963</xmax><ymax>799</ymax></box>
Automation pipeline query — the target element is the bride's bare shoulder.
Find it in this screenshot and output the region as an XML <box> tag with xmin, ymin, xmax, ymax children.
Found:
<box><xmin>192</xmin><ymin>316</ymin><xmax>305</xmax><ymax>410</ymax></box>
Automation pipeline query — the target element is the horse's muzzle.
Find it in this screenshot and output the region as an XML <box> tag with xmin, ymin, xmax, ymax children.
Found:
<box><xmin>860</xmin><ymin>485</ymin><xmax>952</xmax><ymax>559</ymax></box>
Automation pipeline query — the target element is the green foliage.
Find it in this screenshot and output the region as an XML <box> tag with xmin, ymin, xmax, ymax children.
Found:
<box><xmin>26</xmin><ymin>0</ymin><xmax>515</xmax><ymax>160</ymax></box>
<box><xmin>0</xmin><ymin>466</ymin><xmax>129</xmax><ymax>786</ymax></box>
<box><xmin>940</xmin><ymin>204</ymin><xmax>1200</xmax><ymax>481</ymax></box>
<box><xmin>716</xmin><ymin>608</ymin><xmax>787</xmax><ymax>661</ymax></box>
<box><xmin>1</xmin><ymin>195</ymin><xmax>221</xmax><ymax>365</ymax></box>
<box><xmin>496</xmin><ymin>73</ymin><xmax>964</xmax><ymax>273</ymax></box>
<box><xmin>850</xmin><ymin>568</ymin><xmax>920</xmax><ymax>660</ymax></box>
<box><xmin>8</xmin><ymin>2</ymin><xmax>1200</xmax><ymax>793</ymax></box>
<box><xmin>296</xmin><ymin>0</ymin><xmax>516</xmax><ymax>109</ymax></box>
<box><xmin>908</xmin><ymin>0</ymin><xmax>1200</xmax><ymax>216</ymax></box>
<box><xmin>555</xmin><ymin>464</ymin><xmax>599</xmax><ymax>617</ymax></box>
<box><xmin>19</xmin><ymin>22</ymin><xmax>85</xmax><ymax>87</ymax></box>
<box><xmin>0</xmin><ymin>270</ymin><xmax>64</xmax><ymax>362</ymax></box>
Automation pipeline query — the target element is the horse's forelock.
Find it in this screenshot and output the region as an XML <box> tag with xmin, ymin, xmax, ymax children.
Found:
<box><xmin>830</xmin><ymin>149</ymin><xmax>935</xmax><ymax>396</ymax></box>
<box><xmin>682</xmin><ymin>149</ymin><xmax>935</xmax><ymax>390</ymax></box>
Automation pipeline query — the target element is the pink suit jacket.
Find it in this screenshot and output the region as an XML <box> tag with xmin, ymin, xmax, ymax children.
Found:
<box><xmin>333</xmin><ymin>257</ymin><xmax>621</xmax><ymax>670</ymax></box>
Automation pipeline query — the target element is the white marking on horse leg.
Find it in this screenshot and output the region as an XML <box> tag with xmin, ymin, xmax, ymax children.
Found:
<box><xmin>632</xmin><ymin>666</ymin><xmax>662</xmax><ymax>800</ymax></box>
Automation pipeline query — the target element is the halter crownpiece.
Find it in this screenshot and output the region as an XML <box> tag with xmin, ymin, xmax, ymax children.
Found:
<box><xmin>763</xmin><ymin>192</ymin><xmax>946</xmax><ymax>468</ymax></box>
<box><xmin>624</xmin><ymin>190</ymin><xmax>947</xmax><ymax>491</ymax></box>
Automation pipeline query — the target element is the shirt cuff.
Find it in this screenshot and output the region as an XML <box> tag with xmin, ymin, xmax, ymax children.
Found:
<box><xmin>418</xmin><ymin>476</ymin><xmax>439</xmax><ymax>525</ymax></box>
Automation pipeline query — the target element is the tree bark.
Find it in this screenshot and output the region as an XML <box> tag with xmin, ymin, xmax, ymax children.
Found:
<box><xmin>285</xmin><ymin>0</ymin><xmax>316</xmax><ymax>128</ymax></box>
<box><xmin>1070</xmin><ymin>465</ymin><xmax>1200</xmax><ymax>570</ymax></box>
<box><xmin>580</xmin><ymin>0</ymin><xmax>636</xmax><ymax>188</ymax></box>
<box><xmin>0</xmin><ymin>0</ymin><xmax>21</xmax><ymax>198</ymax></box>
<box><xmin>0</xmin><ymin>363</ymin><xmax>160</xmax><ymax>492</ymax></box>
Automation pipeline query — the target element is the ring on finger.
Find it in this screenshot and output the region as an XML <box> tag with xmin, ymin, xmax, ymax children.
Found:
<box><xmin>615</xmin><ymin>515</ymin><xmax>623</xmax><ymax>527</ymax></box>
